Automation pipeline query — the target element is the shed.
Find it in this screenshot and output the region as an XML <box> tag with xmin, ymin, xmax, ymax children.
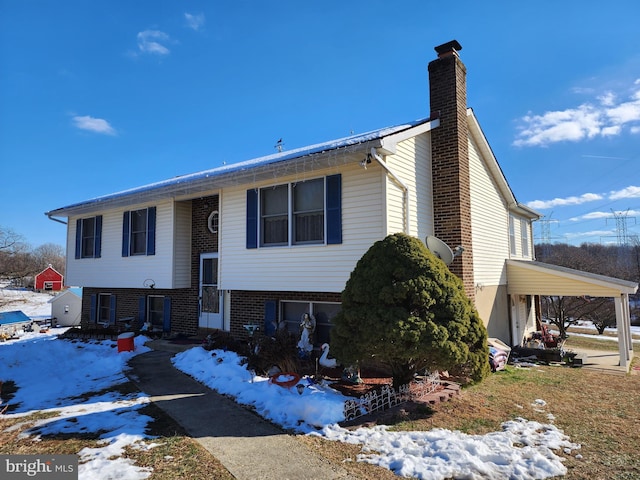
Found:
<box><xmin>34</xmin><ymin>265</ymin><xmax>64</xmax><ymax>291</ymax></box>
<box><xmin>49</xmin><ymin>287</ymin><xmax>82</xmax><ymax>326</ymax></box>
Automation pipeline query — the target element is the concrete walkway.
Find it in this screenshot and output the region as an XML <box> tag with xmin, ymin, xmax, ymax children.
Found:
<box><xmin>126</xmin><ymin>343</ymin><xmax>356</xmax><ymax>480</ymax></box>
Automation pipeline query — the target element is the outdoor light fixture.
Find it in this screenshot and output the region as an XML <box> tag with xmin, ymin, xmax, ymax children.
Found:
<box><xmin>360</xmin><ymin>153</ymin><xmax>372</xmax><ymax>169</ymax></box>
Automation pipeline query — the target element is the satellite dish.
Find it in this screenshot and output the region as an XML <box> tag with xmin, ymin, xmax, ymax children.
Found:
<box><xmin>425</xmin><ymin>235</ymin><xmax>454</xmax><ymax>265</ymax></box>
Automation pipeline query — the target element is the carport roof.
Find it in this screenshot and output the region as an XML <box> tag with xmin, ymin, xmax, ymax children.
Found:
<box><xmin>506</xmin><ymin>260</ymin><xmax>638</xmax><ymax>297</ymax></box>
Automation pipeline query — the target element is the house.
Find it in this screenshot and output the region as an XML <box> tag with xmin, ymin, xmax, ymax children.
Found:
<box><xmin>49</xmin><ymin>287</ymin><xmax>82</xmax><ymax>327</ymax></box>
<box><xmin>34</xmin><ymin>264</ymin><xmax>64</xmax><ymax>292</ymax></box>
<box><xmin>45</xmin><ymin>41</ymin><xmax>637</xmax><ymax>368</ymax></box>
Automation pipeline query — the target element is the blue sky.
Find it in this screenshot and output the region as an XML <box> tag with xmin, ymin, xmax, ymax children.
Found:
<box><xmin>1</xmin><ymin>1</ymin><xmax>639</xmax><ymax>249</ymax></box>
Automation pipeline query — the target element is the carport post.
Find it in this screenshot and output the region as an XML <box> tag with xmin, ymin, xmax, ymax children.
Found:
<box><xmin>615</xmin><ymin>294</ymin><xmax>633</xmax><ymax>369</ymax></box>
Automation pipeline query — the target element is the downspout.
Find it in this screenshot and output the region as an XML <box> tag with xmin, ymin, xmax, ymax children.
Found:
<box><xmin>46</xmin><ymin>213</ymin><xmax>68</xmax><ymax>225</ymax></box>
<box><xmin>370</xmin><ymin>149</ymin><xmax>410</xmax><ymax>234</ymax></box>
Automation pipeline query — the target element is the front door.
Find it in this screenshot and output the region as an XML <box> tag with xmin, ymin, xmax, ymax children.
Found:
<box><xmin>199</xmin><ymin>253</ymin><xmax>223</xmax><ymax>329</ymax></box>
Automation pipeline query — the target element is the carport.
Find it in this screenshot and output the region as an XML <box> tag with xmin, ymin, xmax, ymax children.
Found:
<box><xmin>506</xmin><ymin>260</ymin><xmax>638</xmax><ymax>371</ymax></box>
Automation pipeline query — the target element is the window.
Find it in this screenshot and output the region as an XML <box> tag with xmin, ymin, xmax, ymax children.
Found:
<box><xmin>293</xmin><ymin>178</ymin><xmax>324</xmax><ymax>244</ymax></box>
<box><xmin>208</xmin><ymin>211</ymin><xmax>219</xmax><ymax>234</ymax></box>
<box><xmin>74</xmin><ymin>216</ymin><xmax>102</xmax><ymax>259</ymax></box>
<box><xmin>280</xmin><ymin>301</ymin><xmax>341</xmax><ymax>346</ymax></box>
<box><xmin>148</xmin><ymin>296</ymin><xmax>165</xmax><ymax>330</ymax></box>
<box><xmin>43</xmin><ymin>281</ymin><xmax>53</xmax><ymax>291</ymax></box>
<box><xmin>261</xmin><ymin>184</ymin><xmax>289</xmax><ymax>245</ymax></box>
<box><xmin>122</xmin><ymin>207</ymin><xmax>156</xmax><ymax>256</ymax></box>
<box><xmin>90</xmin><ymin>293</ymin><xmax>115</xmax><ymax>325</ymax></box>
<box><xmin>130</xmin><ymin>209</ymin><xmax>147</xmax><ymax>255</ymax></box>
<box><xmin>139</xmin><ymin>295</ymin><xmax>171</xmax><ymax>333</ymax></box>
<box><xmin>509</xmin><ymin>215</ymin><xmax>516</xmax><ymax>256</ymax></box>
<box><xmin>520</xmin><ymin>221</ymin><xmax>529</xmax><ymax>257</ymax></box>
<box><xmin>98</xmin><ymin>294</ymin><xmax>111</xmax><ymax>324</ymax></box>
<box><xmin>246</xmin><ymin>174</ymin><xmax>341</xmax><ymax>248</ymax></box>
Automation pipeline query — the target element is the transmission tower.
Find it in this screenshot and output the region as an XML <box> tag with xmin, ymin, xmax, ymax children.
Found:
<box><xmin>606</xmin><ymin>209</ymin><xmax>636</xmax><ymax>246</ymax></box>
<box><xmin>535</xmin><ymin>213</ymin><xmax>558</xmax><ymax>258</ymax></box>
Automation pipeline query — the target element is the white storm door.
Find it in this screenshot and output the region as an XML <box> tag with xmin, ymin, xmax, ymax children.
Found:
<box><xmin>199</xmin><ymin>253</ymin><xmax>223</xmax><ymax>329</ymax></box>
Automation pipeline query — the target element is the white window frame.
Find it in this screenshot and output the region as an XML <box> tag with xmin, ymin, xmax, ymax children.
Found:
<box><xmin>520</xmin><ymin>220</ymin><xmax>529</xmax><ymax>257</ymax></box>
<box><xmin>208</xmin><ymin>210</ymin><xmax>219</xmax><ymax>234</ymax></box>
<box><xmin>80</xmin><ymin>217</ymin><xmax>97</xmax><ymax>258</ymax></box>
<box><xmin>509</xmin><ymin>215</ymin><xmax>516</xmax><ymax>256</ymax></box>
<box><xmin>97</xmin><ymin>293</ymin><xmax>112</xmax><ymax>324</ymax></box>
<box><xmin>279</xmin><ymin>300</ymin><xmax>341</xmax><ymax>346</ymax></box>
<box><xmin>129</xmin><ymin>208</ymin><xmax>149</xmax><ymax>256</ymax></box>
<box><xmin>259</xmin><ymin>178</ymin><xmax>326</xmax><ymax>247</ymax></box>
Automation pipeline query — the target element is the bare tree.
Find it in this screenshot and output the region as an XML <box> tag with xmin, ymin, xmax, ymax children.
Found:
<box><xmin>32</xmin><ymin>243</ymin><xmax>66</xmax><ymax>275</ymax></box>
<box><xmin>583</xmin><ymin>298</ymin><xmax>616</xmax><ymax>334</ymax></box>
<box><xmin>0</xmin><ymin>226</ymin><xmax>65</xmax><ymax>286</ymax></box>
<box><xmin>542</xmin><ymin>295</ymin><xmax>610</xmax><ymax>339</ymax></box>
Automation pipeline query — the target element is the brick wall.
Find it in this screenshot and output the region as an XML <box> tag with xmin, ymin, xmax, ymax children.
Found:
<box><xmin>80</xmin><ymin>286</ymin><xmax>193</xmax><ymax>332</ymax></box>
<box><xmin>428</xmin><ymin>43</ymin><xmax>475</xmax><ymax>301</ymax></box>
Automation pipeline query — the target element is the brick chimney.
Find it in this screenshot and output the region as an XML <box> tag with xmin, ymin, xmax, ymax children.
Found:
<box><xmin>428</xmin><ymin>40</ymin><xmax>475</xmax><ymax>301</ymax></box>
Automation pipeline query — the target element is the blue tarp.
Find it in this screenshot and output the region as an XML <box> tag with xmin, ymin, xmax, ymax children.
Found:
<box><xmin>0</xmin><ymin>310</ymin><xmax>31</xmax><ymax>326</ymax></box>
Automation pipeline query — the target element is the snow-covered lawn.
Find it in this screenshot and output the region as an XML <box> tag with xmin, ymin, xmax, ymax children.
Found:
<box><xmin>1</xmin><ymin>287</ymin><xmax>582</xmax><ymax>480</ymax></box>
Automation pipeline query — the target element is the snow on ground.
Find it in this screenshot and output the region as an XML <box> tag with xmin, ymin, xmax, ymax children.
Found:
<box><xmin>1</xmin><ymin>287</ymin><xmax>583</xmax><ymax>480</ymax></box>
<box><xmin>0</xmin><ymin>285</ymin><xmax>54</xmax><ymax>319</ymax></box>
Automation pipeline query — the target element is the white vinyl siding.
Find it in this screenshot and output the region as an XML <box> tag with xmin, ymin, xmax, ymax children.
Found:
<box><xmin>220</xmin><ymin>161</ymin><xmax>384</xmax><ymax>292</ymax></box>
<box><xmin>468</xmin><ymin>136</ymin><xmax>510</xmax><ymax>286</ymax></box>
<box><xmin>66</xmin><ymin>199</ymin><xmax>190</xmax><ymax>289</ymax></box>
<box><xmin>384</xmin><ymin>134</ymin><xmax>433</xmax><ymax>239</ymax></box>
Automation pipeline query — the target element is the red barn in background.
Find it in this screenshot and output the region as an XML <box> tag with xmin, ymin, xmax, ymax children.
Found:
<box><xmin>34</xmin><ymin>265</ymin><xmax>64</xmax><ymax>291</ymax></box>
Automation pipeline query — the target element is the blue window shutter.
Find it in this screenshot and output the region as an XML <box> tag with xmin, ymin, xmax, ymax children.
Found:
<box><xmin>147</xmin><ymin>207</ymin><xmax>156</xmax><ymax>255</ymax></box>
<box><xmin>246</xmin><ymin>189</ymin><xmax>258</xmax><ymax>249</ymax></box>
<box><xmin>122</xmin><ymin>211</ymin><xmax>130</xmax><ymax>257</ymax></box>
<box><xmin>326</xmin><ymin>174</ymin><xmax>342</xmax><ymax>244</ymax></box>
<box><xmin>163</xmin><ymin>296</ymin><xmax>171</xmax><ymax>332</ymax></box>
<box><xmin>264</xmin><ymin>300</ymin><xmax>277</xmax><ymax>336</ymax></box>
<box><xmin>95</xmin><ymin>216</ymin><xmax>102</xmax><ymax>258</ymax></box>
<box><xmin>109</xmin><ymin>295</ymin><xmax>116</xmax><ymax>325</ymax></box>
<box><xmin>90</xmin><ymin>294</ymin><xmax>97</xmax><ymax>324</ymax></box>
<box><xmin>138</xmin><ymin>296</ymin><xmax>146</xmax><ymax>326</ymax></box>
<box><xmin>75</xmin><ymin>219</ymin><xmax>82</xmax><ymax>259</ymax></box>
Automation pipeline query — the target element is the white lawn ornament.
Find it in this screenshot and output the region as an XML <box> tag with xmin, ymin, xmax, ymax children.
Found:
<box><xmin>319</xmin><ymin>343</ymin><xmax>338</xmax><ymax>368</ymax></box>
<box><xmin>296</xmin><ymin>313</ymin><xmax>315</xmax><ymax>354</ymax></box>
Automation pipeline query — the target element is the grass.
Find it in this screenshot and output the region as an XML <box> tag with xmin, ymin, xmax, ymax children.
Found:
<box><xmin>2</xmin><ymin>331</ymin><xmax>639</xmax><ymax>479</ymax></box>
<box><xmin>0</xmin><ymin>395</ymin><xmax>234</xmax><ymax>480</ymax></box>
<box><xmin>301</xmin><ymin>361</ymin><xmax>640</xmax><ymax>480</ymax></box>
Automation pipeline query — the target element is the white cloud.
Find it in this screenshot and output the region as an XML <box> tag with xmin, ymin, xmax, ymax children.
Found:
<box><xmin>185</xmin><ymin>12</ymin><xmax>205</xmax><ymax>31</ymax></box>
<box><xmin>609</xmin><ymin>186</ymin><xmax>640</xmax><ymax>200</ymax></box>
<box><xmin>137</xmin><ymin>30</ymin><xmax>171</xmax><ymax>55</ymax></box>
<box><xmin>514</xmin><ymin>81</ymin><xmax>640</xmax><ymax>147</ymax></box>
<box><xmin>526</xmin><ymin>192</ymin><xmax>603</xmax><ymax>210</ymax></box>
<box><xmin>568</xmin><ymin>211</ymin><xmax>611</xmax><ymax>222</ymax></box>
<box><xmin>598</xmin><ymin>91</ymin><xmax>616</xmax><ymax>106</ymax></box>
<box><xmin>72</xmin><ymin>115</ymin><xmax>116</xmax><ymax>135</ymax></box>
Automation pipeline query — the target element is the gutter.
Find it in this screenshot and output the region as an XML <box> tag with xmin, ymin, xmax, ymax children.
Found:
<box><xmin>46</xmin><ymin>213</ymin><xmax>68</xmax><ymax>225</ymax></box>
<box><xmin>370</xmin><ymin>148</ymin><xmax>410</xmax><ymax>234</ymax></box>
